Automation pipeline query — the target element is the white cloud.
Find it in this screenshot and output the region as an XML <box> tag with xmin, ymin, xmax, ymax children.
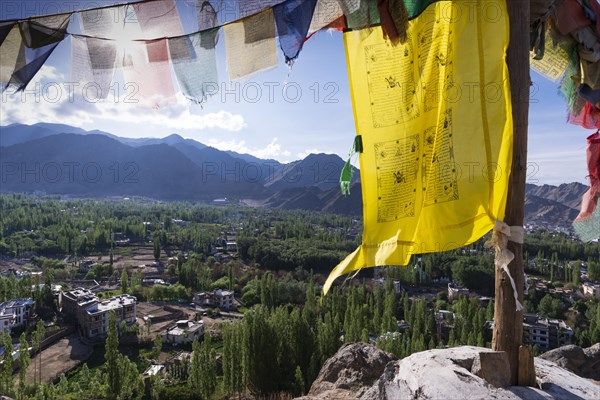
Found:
<box><xmin>528</xmin><ymin>150</ymin><xmax>588</xmax><ymax>185</ymax></box>
<box><xmin>0</xmin><ymin>66</ymin><xmax>246</xmax><ymax>133</ymax></box>
<box><xmin>207</xmin><ymin>137</ymin><xmax>291</xmax><ymax>160</ymax></box>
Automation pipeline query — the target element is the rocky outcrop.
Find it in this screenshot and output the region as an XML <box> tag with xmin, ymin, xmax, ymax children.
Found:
<box><xmin>298</xmin><ymin>344</ymin><xmax>600</xmax><ymax>400</ymax></box>
<box><xmin>298</xmin><ymin>343</ymin><xmax>397</xmax><ymax>400</ymax></box>
<box><xmin>540</xmin><ymin>343</ymin><xmax>600</xmax><ymax>380</ymax></box>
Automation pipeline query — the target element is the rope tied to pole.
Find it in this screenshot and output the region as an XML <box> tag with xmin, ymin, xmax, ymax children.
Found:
<box><xmin>485</xmin><ymin>220</ymin><xmax>525</xmax><ymax>312</ymax></box>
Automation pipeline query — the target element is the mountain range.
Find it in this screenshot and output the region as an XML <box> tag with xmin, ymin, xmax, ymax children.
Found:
<box><xmin>0</xmin><ymin>122</ymin><xmax>359</xmax><ymax>204</ymax></box>
<box><xmin>0</xmin><ymin>123</ymin><xmax>589</xmax><ymax>227</ymax></box>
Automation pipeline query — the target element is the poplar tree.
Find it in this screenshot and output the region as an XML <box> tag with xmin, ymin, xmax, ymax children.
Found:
<box><xmin>32</xmin><ymin>320</ymin><xmax>45</xmax><ymax>386</ymax></box>
<box><xmin>188</xmin><ymin>337</ymin><xmax>201</xmax><ymax>393</ymax></box>
<box><xmin>121</xmin><ymin>269</ymin><xmax>128</xmax><ymax>294</ymax></box>
<box><xmin>0</xmin><ymin>333</ymin><xmax>14</xmax><ymax>397</ymax></box>
<box><xmin>199</xmin><ymin>334</ymin><xmax>217</xmax><ymax>400</ymax></box>
<box><xmin>18</xmin><ymin>332</ymin><xmax>31</xmax><ymax>398</ymax></box>
<box><xmin>106</xmin><ymin>311</ymin><xmax>121</xmax><ymax>398</ymax></box>
<box><xmin>152</xmin><ymin>335</ymin><xmax>162</xmax><ymax>360</ymax></box>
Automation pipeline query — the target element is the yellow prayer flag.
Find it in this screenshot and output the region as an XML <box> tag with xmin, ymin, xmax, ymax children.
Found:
<box><xmin>224</xmin><ymin>8</ymin><xmax>277</xmax><ymax>80</ymax></box>
<box><xmin>0</xmin><ymin>25</ymin><xmax>25</xmax><ymax>83</ymax></box>
<box><xmin>325</xmin><ymin>0</ymin><xmax>513</xmax><ymax>294</ymax></box>
<box><xmin>530</xmin><ymin>43</ymin><xmax>569</xmax><ymax>82</ymax></box>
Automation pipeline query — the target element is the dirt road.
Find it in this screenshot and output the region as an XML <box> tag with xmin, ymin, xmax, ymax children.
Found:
<box><xmin>25</xmin><ymin>335</ymin><xmax>92</xmax><ymax>384</ymax></box>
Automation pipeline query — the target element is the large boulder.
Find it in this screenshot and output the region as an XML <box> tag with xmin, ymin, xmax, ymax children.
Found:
<box><xmin>300</xmin><ymin>343</ymin><xmax>397</xmax><ymax>399</ymax></box>
<box><xmin>378</xmin><ymin>346</ymin><xmax>599</xmax><ymax>400</ymax></box>
<box><xmin>295</xmin><ymin>344</ymin><xmax>600</xmax><ymax>400</ymax></box>
<box><xmin>539</xmin><ymin>345</ymin><xmax>587</xmax><ymax>373</ymax></box>
<box><xmin>582</xmin><ymin>343</ymin><xmax>600</xmax><ymax>380</ymax></box>
<box><xmin>540</xmin><ymin>343</ymin><xmax>600</xmax><ymax>380</ymax></box>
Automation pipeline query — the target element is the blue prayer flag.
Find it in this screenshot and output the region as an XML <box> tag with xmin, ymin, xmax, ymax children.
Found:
<box><xmin>273</xmin><ymin>0</ymin><xmax>317</xmax><ymax>65</ymax></box>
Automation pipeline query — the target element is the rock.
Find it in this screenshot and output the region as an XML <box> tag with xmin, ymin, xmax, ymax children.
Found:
<box><xmin>582</xmin><ymin>343</ymin><xmax>600</xmax><ymax>380</ymax></box>
<box><xmin>530</xmin><ymin>357</ymin><xmax>600</xmax><ymax>399</ymax></box>
<box><xmin>540</xmin><ymin>344</ymin><xmax>600</xmax><ymax>380</ymax></box>
<box><xmin>295</xmin><ymin>389</ymin><xmax>358</xmax><ymax>400</ymax></box>
<box><xmin>381</xmin><ymin>346</ymin><xmax>600</xmax><ymax>400</ymax></box>
<box><xmin>471</xmin><ymin>351</ymin><xmax>511</xmax><ymax>388</ymax></box>
<box><xmin>297</xmin><ymin>343</ymin><xmax>600</xmax><ymax>400</ymax></box>
<box><xmin>304</xmin><ymin>343</ymin><xmax>397</xmax><ymax>398</ymax></box>
<box><xmin>380</xmin><ymin>346</ymin><xmax>514</xmax><ymax>399</ymax></box>
<box><xmin>539</xmin><ymin>345</ymin><xmax>587</xmax><ymax>373</ymax></box>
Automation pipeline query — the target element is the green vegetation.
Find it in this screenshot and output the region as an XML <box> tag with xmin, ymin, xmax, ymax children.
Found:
<box><xmin>1</xmin><ymin>195</ymin><xmax>599</xmax><ymax>399</ymax></box>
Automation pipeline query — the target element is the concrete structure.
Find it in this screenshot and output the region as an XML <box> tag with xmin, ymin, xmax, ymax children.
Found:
<box><xmin>522</xmin><ymin>314</ymin><xmax>573</xmax><ymax>351</ymax></box>
<box><xmin>62</xmin><ymin>288</ymin><xmax>97</xmax><ymax>323</ymax></box>
<box><xmin>448</xmin><ymin>282</ymin><xmax>469</xmax><ymax>300</ymax></box>
<box><xmin>0</xmin><ymin>308</ymin><xmax>15</xmax><ymax>334</ymax></box>
<box><xmin>194</xmin><ymin>289</ymin><xmax>234</xmax><ymax>310</ymax></box>
<box><xmin>161</xmin><ymin>320</ymin><xmax>204</xmax><ymax>345</ymax></box>
<box><xmin>582</xmin><ymin>282</ymin><xmax>600</xmax><ymax>300</ymax></box>
<box><xmin>143</xmin><ymin>364</ymin><xmax>164</xmax><ymax>378</ymax></box>
<box><xmin>225</xmin><ymin>241</ymin><xmax>237</xmax><ymax>252</ymax></box>
<box><xmin>62</xmin><ymin>288</ymin><xmax>136</xmax><ymax>338</ymax></box>
<box><xmin>0</xmin><ymin>299</ymin><xmax>35</xmax><ymax>334</ymax></box>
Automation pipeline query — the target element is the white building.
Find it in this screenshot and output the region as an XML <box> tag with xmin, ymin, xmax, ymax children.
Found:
<box><xmin>0</xmin><ymin>299</ymin><xmax>35</xmax><ymax>334</ymax></box>
<box><xmin>582</xmin><ymin>282</ymin><xmax>600</xmax><ymax>300</ymax></box>
<box><xmin>448</xmin><ymin>282</ymin><xmax>469</xmax><ymax>300</ymax></box>
<box><xmin>162</xmin><ymin>320</ymin><xmax>204</xmax><ymax>345</ymax></box>
<box><xmin>143</xmin><ymin>364</ymin><xmax>165</xmax><ymax>378</ymax></box>
<box><xmin>194</xmin><ymin>289</ymin><xmax>234</xmax><ymax>310</ymax></box>
<box><xmin>0</xmin><ymin>310</ymin><xmax>15</xmax><ymax>335</ymax></box>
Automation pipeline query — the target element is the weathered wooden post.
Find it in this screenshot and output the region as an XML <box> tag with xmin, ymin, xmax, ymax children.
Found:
<box><xmin>491</xmin><ymin>0</ymin><xmax>532</xmax><ymax>386</ymax></box>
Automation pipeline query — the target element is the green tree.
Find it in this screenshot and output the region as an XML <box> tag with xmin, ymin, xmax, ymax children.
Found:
<box><xmin>188</xmin><ymin>337</ymin><xmax>205</xmax><ymax>396</ymax></box>
<box><xmin>152</xmin><ymin>335</ymin><xmax>162</xmax><ymax>360</ymax></box>
<box><xmin>293</xmin><ymin>365</ymin><xmax>305</xmax><ymax>397</ymax></box>
<box><xmin>153</xmin><ymin>238</ymin><xmax>161</xmax><ymax>261</ymax></box>
<box><xmin>106</xmin><ymin>311</ymin><xmax>121</xmax><ymax>398</ymax></box>
<box><xmin>121</xmin><ymin>268</ymin><xmax>129</xmax><ymax>294</ymax></box>
<box><xmin>32</xmin><ymin>319</ymin><xmax>45</xmax><ymax>387</ymax></box>
<box><xmin>0</xmin><ymin>333</ymin><xmax>15</xmax><ymax>398</ymax></box>
<box><xmin>538</xmin><ymin>294</ymin><xmax>564</xmax><ymax>318</ymax></box>
<box><xmin>18</xmin><ymin>332</ymin><xmax>31</xmax><ymax>399</ymax></box>
<box><xmin>381</xmin><ymin>285</ymin><xmax>397</xmax><ymax>334</ymax></box>
<box><xmin>199</xmin><ymin>334</ymin><xmax>217</xmax><ymax>400</ymax></box>
<box><xmin>572</xmin><ymin>261</ymin><xmax>581</xmax><ymax>285</ymax></box>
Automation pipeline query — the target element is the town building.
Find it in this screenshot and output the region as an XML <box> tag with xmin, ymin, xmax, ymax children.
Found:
<box><xmin>582</xmin><ymin>282</ymin><xmax>600</xmax><ymax>300</ymax></box>
<box><xmin>225</xmin><ymin>241</ymin><xmax>237</xmax><ymax>252</ymax></box>
<box><xmin>522</xmin><ymin>314</ymin><xmax>573</xmax><ymax>351</ymax></box>
<box><xmin>62</xmin><ymin>288</ymin><xmax>137</xmax><ymax>338</ymax></box>
<box><xmin>0</xmin><ymin>299</ymin><xmax>35</xmax><ymax>334</ymax></box>
<box><xmin>0</xmin><ymin>309</ymin><xmax>15</xmax><ymax>334</ymax></box>
<box><xmin>193</xmin><ymin>289</ymin><xmax>234</xmax><ymax>311</ymax></box>
<box><xmin>161</xmin><ymin>320</ymin><xmax>204</xmax><ymax>345</ymax></box>
<box><xmin>448</xmin><ymin>282</ymin><xmax>469</xmax><ymax>300</ymax></box>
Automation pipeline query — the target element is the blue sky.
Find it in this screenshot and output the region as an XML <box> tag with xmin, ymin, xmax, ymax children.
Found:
<box><xmin>0</xmin><ymin>0</ymin><xmax>596</xmax><ymax>185</ymax></box>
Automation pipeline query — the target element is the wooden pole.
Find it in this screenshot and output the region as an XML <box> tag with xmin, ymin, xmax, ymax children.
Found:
<box><xmin>491</xmin><ymin>0</ymin><xmax>530</xmax><ymax>386</ymax></box>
